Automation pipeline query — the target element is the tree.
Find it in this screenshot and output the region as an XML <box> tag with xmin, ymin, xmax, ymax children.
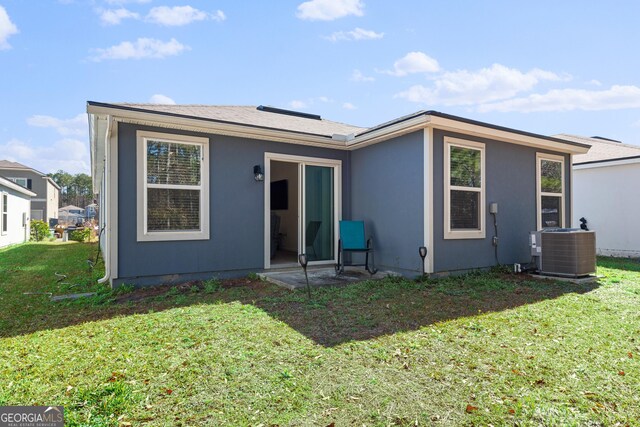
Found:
<box><xmin>49</xmin><ymin>170</ymin><xmax>93</xmax><ymax>208</ymax></box>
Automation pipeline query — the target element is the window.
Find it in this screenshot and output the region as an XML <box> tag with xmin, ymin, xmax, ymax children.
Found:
<box><xmin>9</xmin><ymin>177</ymin><xmax>28</xmax><ymax>188</ymax></box>
<box><xmin>1</xmin><ymin>193</ymin><xmax>7</xmax><ymax>235</ymax></box>
<box><xmin>444</xmin><ymin>137</ymin><xmax>485</xmax><ymax>239</ymax></box>
<box><xmin>537</xmin><ymin>153</ymin><xmax>564</xmax><ymax>230</ymax></box>
<box><xmin>136</xmin><ymin>131</ymin><xmax>209</xmax><ymax>241</ymax></box>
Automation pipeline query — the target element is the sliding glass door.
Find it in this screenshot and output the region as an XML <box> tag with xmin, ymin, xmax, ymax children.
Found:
<box><xmin>304</xmin><ymin>165</ymin><xmax>334</xmax><ymax>261</ymax></box>
<box><xmin>264</xmin><ymin>153</ymin><xmax>341</xmax><ymax>269</ymax></box>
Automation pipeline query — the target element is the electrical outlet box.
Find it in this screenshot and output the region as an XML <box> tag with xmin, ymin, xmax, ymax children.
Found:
<box><xmin>489</xmin><ymin>202</ymin><xmax>498</xmax><ymax>214</ymax></box>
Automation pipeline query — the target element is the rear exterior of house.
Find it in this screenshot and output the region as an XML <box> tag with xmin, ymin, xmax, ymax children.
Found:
<box><xmin>560</xmin><ymin>134</ymin><xmax>640</xmax><ymax>257</ymax></box>
<box><xmin>0</xmin><ymin>160</ymin><xmax>60</xmax><ymax>224</ymax></box>
<box><xmin>0</xmin><ymin>176</ymin><xmax>36</xmax><ymax>248</ymax></box>
<box><xmin>88</xmin><ymin>102</ymin><xmax>589</xmax><ymax>287</ymax></box>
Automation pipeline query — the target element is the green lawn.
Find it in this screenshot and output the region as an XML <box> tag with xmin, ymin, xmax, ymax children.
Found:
<box><xmin>1</xmin><ymin>242</ymin><xmax>639</xmax><ymax>426</ymax></box>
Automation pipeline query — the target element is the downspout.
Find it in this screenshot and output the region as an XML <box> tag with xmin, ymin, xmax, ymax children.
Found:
<box><xmin>97</xmin><ymin>116</ymin><xmax>112</xmax><ymax>284</ymax></box>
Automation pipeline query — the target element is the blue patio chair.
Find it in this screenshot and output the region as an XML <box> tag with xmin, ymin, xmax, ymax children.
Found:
<box><xmin>335</xmin><ymin>220</ymin><xmax>377</xmax><ymax>275</ymax></box>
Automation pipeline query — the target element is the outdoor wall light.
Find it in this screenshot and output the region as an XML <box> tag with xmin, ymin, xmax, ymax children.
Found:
<box><xmin>253</xmin><ymin>165</ymin><xmax>264</xmax><ymax>182</ymax></box>
<box><xmin>418</xmin><ymin>246</ymin><xmax>428</xmax><ymax>276</ymax></box>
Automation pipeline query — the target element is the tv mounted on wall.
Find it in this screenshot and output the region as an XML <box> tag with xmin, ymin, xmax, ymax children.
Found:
<box><xmin>270</xmin><ymin>179</ymin><xmax>288</xmax><ymax>210</ymax></box>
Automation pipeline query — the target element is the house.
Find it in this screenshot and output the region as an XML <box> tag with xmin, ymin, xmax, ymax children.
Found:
<box><xmin>85</xmin><ymin>203</ymin><xmax>98</xmax><ymax>221</ymax></box>
<box><xmin>557</xmin><ymin>134</ymin><xmax>640</xmax><ymax>257</ymax></box>
<box><xmin>88</xmin><ymin>102</ymin><xmax>590</xmax><ymax>287</ymax></box>
<box><xmin>0</xmin><ymin>160</ymin><xmax>60</xmax><ymax>224</ymax></box>
<box><xmin>0</xmin><ymin>176</ymin><xmax>36</xmax><ymax>248</ymax></box>
<box><xmin>59</xmin><ymin>204</ymin><xmax>86</xmax><ymax>225</ymax></box>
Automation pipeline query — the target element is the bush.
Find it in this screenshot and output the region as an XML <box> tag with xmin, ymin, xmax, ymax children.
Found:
<box><xmin>30</xmin><ymin>220</ymin><xmax>50</xmax><ymax>241</ymax></box>
<box><xmin>70</xmin><ymin>228</ymin><xmax>91</xmax><ymax>242</ymax></box>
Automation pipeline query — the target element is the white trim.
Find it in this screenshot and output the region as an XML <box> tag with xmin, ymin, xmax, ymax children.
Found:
<box><xmin>427</xmin><ymin>117</ymin><xmax>588</xmax><ymax>155</ymax></box>
<box><xmin>536</xmin><ymin>152</ymin><xmax>565</xmax><ymax>231</ymax></box>
<box><xmin>569</xmin><ymin>154</ymin><xmax>573</xmax><ymax>228</ymax></box>
<box><xmin>347</xmin><ymin>115</ymin><xmax>431</xmax><ymax>150</ymax></box>
<box><xmin>443</xmin><ymin>137</ymin><xmax>486</xmax><ymax>239</ymax></box>
<box><xmin>573</xmin><ymin>157</ymin><xmax>640</xmax><ymax>169</ymax></box>
<box><xmin>423</xmin><ymin>128</ymin><xmax>434</xmax><ymax>273</ymax></box>
<box><xmin>264</xmin><ymin>152</ymin><xmax>342</xmax><ymax>269</ymax></box>
<box><xmin>136</xmin><ymin>130</ymin><xmax>210</xmax><ymax>242</ymax></box>
<box><xmin>0</xmin><ymin>177</ymin><xmax>37</xmax><ymax>197</ymax></box>
<box><xmin>1</xmin><ymin>191</ymin><xmax>7</xmax><ymax>235</ymax></box>
<box><xmin>87</xmin><ymin>104</ymin><xmax>590</xmax><ymax>156</ymax></box>
<box><xmin>109</xmin><ymin>120</ymin><xmax>119</xmax><ymax>282</ymax></box>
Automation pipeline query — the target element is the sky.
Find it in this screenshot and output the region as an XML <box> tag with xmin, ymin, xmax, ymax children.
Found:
<box><xmin>1</xmin><ymin>0</ymin><xmax>640</xmax><ymax>175</ymax></box>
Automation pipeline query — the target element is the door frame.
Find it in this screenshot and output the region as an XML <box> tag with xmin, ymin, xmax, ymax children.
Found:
<box><xmin>264</xmin><ymin>152</ymin><xmax>342</xmax><ymax>269</ymax></box>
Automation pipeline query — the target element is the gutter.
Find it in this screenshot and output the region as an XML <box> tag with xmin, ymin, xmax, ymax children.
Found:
<box><xmin>97</xmin><ymin>116</ymin><xmax>112</xmax><ymax>285</ymax></box>
<box><xmin>87</xmin><ymin>101</ymin><xmax>591</xmax><ymax>155</ymax></box>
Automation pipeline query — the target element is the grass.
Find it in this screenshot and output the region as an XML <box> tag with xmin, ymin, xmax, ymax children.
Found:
<box><xmin>1</xmin><ymin>242</ymin><xmax>639</xmax><ymax>425</ymax></box>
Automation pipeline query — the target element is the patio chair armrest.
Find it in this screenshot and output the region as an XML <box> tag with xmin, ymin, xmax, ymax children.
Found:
<box><xmin>367</xmin><ymin>237</ymin><xmax>373</xmax><ymax>249</ymax></box>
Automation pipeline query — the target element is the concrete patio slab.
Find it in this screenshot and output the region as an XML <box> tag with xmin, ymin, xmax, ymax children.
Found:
<box><xmin>259</xmin><ymin>266</ymin><xmax>398</xmax><ymax>290</ymax></box>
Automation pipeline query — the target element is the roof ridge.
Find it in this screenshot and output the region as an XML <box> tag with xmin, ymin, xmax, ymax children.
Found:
<box><xmin>115</xmin><ymin>103</ymin><xmax>257</xmax><ymax>108</ymax></box>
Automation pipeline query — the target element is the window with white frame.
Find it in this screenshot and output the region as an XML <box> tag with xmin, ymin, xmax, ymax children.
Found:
<box><xmin>137</xmin><ymin>131</ymin><xmax>209</xmax><ymax>241</ymax></box>
<box><xmin>1</xmin><ymin>193</ymin><xmax>7</xmax><ymax>235</ymax></box>
<box><xmin>9</xmin><ymin>177</ymin><xmax>28</xmax><ymax>188</ymax></box>
<box><xmin>537</xmin><ymin>153</ymin><xmax>564</xmax><ymax>230</ymax></box>
<box><xmin>444</xmin><ymin>137</ymin><xmax>485</xmax><ymax>239</ymax></box>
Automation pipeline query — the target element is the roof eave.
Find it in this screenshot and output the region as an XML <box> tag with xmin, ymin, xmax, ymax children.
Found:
<box><xmin>0</xmin><ymin>176</ymin><xmax>38</xmax><ymax>197</ymax></box>
<box><xmin>86</xmin><ymin>101</ymin><xmax>346</xmax><ymax>145</ymax></box>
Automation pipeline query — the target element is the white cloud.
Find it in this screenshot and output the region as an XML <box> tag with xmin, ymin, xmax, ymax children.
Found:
<box><xmin>0</xmin><ymin>138</ymin><xmax>89</xmax><ymax>174</ymax></box>
<box><xmin>89</xmin><ymin>38</ymin><xmax>189</xmax><ymax>61</ymax></box>
<box><xmin>395</xmin><ymin>63</ymin><xmax>567</xmax><ymax>106</ymax></box>
<box><xmin>104</xmin><ymin>0</ymin><xmax>151</xmax><ymax>4</ymax></box>
<box><xmin>0</xmin><ymin>6</ymin><xmax>19</xmax><ymax>50</ymax></box>
<box><xmin>296</xmin><ymin>0</ymin><xmax>364</xmax><ymax>21</ymax></box>
<box><xmin>146</xmin><ymin>6</ymin><xmax>226</xmax><ymax>26</ymax></box>
<box><xmin>350</xmin><ymin>69</ymin><xmax>374</xmax><ymax>82</ymax></box>
<box><xmin>149</xmin><ymin>94</ymin><xmax>176</xmax><ymax>104</ymax></box>
<box><xmin>99</xmin><ymin>8</ymin><xmax>139</xmax><ymax>25</ymax></box>
<box><xmin>383</xmin><ymin>51</ymin><xmax>440</xmax><ymax>76</ymax></box>
<box><xmin>289</xmin><ymin>100</ymin><xmax>307</xmax><ymax>109</ymax></box>
<box><xmin>27</xmin><ymin>113</ymin><xmax>86</xmax><ymax>137</ymax></box>
<box><xmin>478</xmin><ymin>85</ymin><xmax>640</xmax><ymax>113</ymax></box>
<box><xmin>325</xmin><ymin>27</ymin><xmax>383</xmax><ymax>42</ymax></box>
<box><xmin>342</xmin><ymin>102</ymin><xmax>356</xmax><ymax>110</ymax></box>
<box><xmin>588</xmin><ymin>79</ymin><xmax>602</xmax><ymax>87</ymax></box>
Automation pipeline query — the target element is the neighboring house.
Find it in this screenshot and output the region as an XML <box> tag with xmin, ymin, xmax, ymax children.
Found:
<box><xmin>85</xmin><ymin>203</ymin><xmax>98</xmax><ymax>221</ymax></box>
<box><xmin>557</xmin><ymin>134</ymin><xmax>640</xmax><ymax>257</ymax></box>
<box><xmin>88</xmin><ymin>102</ymin><xmax>589</xmax><ymax>287</ymax></box>
<box><xmin>0</xmin><ymin>160</ymin><xmax>60</xmax><ymax>224</ymax></box>
<box><xmin>59</xmin><ymin>204</ymin><xmax>86</xmax><ymax>224</ymax></box>
<box><xmin>0</xmin><ymin>176</ymin><xmax>36</xmax><ymax>248</ymax></box>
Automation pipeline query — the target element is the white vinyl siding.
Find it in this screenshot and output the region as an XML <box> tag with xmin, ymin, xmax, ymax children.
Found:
<box><xmin>136</xmin><ymin>131</ymin><xmax>210</xmax><ymax>242</ymax></box>
<box><xmin>444</xmin><ymin>137</ymin><xmax>486</xmax><ymax>239</ymax></box>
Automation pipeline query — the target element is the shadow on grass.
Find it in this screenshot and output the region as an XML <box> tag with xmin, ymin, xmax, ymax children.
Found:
<box><xmin>2</xmin><ymin>263</ymin><xmax>603</xmax><ymax>346</ymax></box>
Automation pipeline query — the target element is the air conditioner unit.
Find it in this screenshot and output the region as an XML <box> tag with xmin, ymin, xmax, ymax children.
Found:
<box><xmin>529</xmin><ymin>229</ymin><xmax>596</xmax><ymax>277</ymax></box>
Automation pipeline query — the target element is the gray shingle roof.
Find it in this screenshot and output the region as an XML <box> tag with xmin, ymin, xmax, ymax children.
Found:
<box><xmin>113</xmin><ymin>104</ymin><xmax>367</xmax><ymax>137</ymax></box>
<box><xmin>0</xmin><ymin>159</ymin><xmax>33</xmax><ymax>170</ymax></box>
<box><xmin>554</xmin><ymin>134</ymin><xmax>640</xmax><ymax>164</ymax></box>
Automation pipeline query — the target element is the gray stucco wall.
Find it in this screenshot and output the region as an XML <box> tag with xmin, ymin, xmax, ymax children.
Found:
<box><xmin>116</xmin><ymin>123</ymin><xmax>350</xmax><ymax>285</ymax></box>
<box><xmin>432</xmin><ymin>129</ymin><xmax>572</xmax><ymax>273</ymax></box>
<box><xmin>0</xmin><ymin>170</ymin><xmax>48</xmax><ymax>215</ymax></box>
<box><xmin>351</xmin><ymin>131</ymin><xmax>424</xmax><ymax>275</ymax></box>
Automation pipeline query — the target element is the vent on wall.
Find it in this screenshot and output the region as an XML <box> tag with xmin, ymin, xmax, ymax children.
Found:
<box><xmin>531</xmin><ymin>229</ymin><xmax>596</xmax><ymax>277</ymax></box>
